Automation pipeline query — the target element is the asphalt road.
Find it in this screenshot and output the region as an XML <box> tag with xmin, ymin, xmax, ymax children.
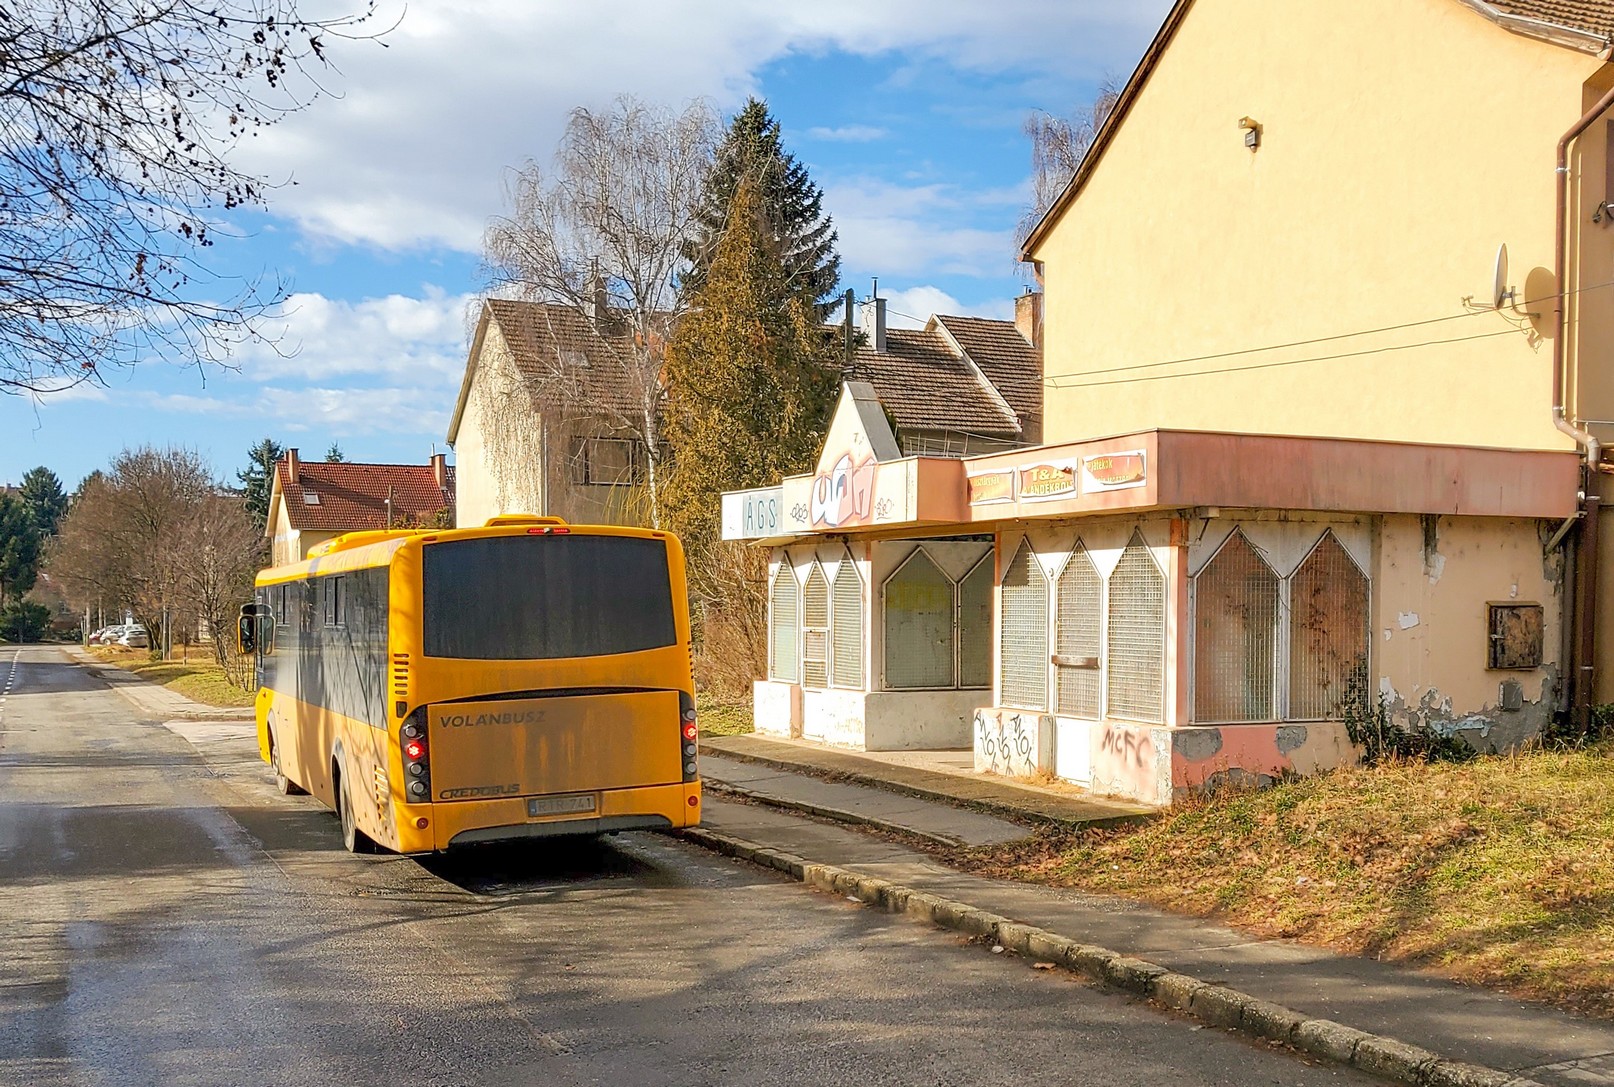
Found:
<box><xmin>0</xmin><ymin>645</ymin><xmax>1374</xmax><ymax>1087</ymax></box>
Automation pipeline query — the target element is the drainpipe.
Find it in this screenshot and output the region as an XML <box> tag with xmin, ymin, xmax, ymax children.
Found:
<box><xmin>1554</xmin><ymin>85</ymin><xmax>1614</xmax><ymax>729</ymax></box>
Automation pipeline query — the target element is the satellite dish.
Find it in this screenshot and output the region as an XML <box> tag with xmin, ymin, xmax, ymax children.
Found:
<box><xmin>1493</xmin><ymin>243</ymin><xmax>1511</xmax><ymax>309</ymax></box>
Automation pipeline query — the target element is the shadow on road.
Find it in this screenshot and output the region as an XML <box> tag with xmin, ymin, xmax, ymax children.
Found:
<box><xmin>419</xmin><ymin>835</ymin><xmax>674</xmax><ymax>897</ymax></box>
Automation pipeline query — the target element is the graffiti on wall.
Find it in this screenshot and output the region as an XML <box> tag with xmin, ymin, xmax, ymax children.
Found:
<box><xmin>973</xmin><ymin>708</ymin><xmax>1050</xmax><ymax>777</ymax></box>
<box><xmin>811</xmin><ymin>451</ymin><xmax>876</xmax><ymax>528</ymax></box>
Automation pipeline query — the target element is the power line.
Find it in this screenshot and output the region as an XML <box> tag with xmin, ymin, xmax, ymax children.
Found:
<box><xmin>1045</xmin><ymin>326</ymin><xmax>1519</xmax><ymax>391</ymax></box>
<box><xmin>1041</xmin><ymin>278</ymin><xmax>1614</xmax><ymax>388</ymax></box>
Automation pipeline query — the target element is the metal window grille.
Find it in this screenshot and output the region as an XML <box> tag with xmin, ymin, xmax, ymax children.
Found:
<box><xmin>831</xmin><ymin>557</ymin><xmax>864</xmax><ymax>688</ymax></box>
<box><xmin>1055</xmin><ymin>544</ymin><xmax>1102</xmax><ymax>719</ymax></box>
<box><xmin>958</xmin><ymin>555</ymin><xmax>993</xmax><ymax>688</ymax></box>
<box><xmin>1000</xmin><ymin>540</ymin><xmax>1049</xmax><ymax>709</ymax></box>
<box><xmin>802</xmin><ymin>565</ymin><xmax>830</xmax><ymax>688</ymax></box>
<box><xmin>769</xmin><ymin>564</ymin><xmax>799</xmax><ymax>683</ymax></box>
<box><xmin>883</xmin><ymin>549</ymin><xmax>955</xmax><ymax>689</ymax></box>
<box><xmin>1193</xmin><ymin>530</ymin><xmax>1279</xmax><ymax>723</ymax></box>
<box><xmin>1107</xmin><ymin>531</ymin><xmax>1166</xmax><ymax>723</ymax></box>
<box><xmin>1288</xmin><ymin>531</ymin><xmax>1369</xmax><ymax>720</ymax></box>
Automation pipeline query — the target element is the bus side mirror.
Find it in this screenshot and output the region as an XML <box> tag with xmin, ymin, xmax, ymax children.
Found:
<box><xmin>237</xmin><ymin>606</ymin><xmax>257</xmax><ymax>654</ymax></box>
<box><xmin>256</xmin><ymin>613</ymin><xmax>276</xmax><ymax>657</ymax></box>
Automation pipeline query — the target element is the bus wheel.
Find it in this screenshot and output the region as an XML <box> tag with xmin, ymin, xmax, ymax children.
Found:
<box><xmin>337</xmin><ymin>765</ymin><xmax>376</xmax><ymax>855</ymax></box>
<box><xmin>269</xmin><ymin>723</ymin><xmax>305</xmax><ymax>796</ymax></box>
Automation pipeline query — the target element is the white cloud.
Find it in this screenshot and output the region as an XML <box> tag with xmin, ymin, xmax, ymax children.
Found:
<box><xmin>229</xmin><ymin>289</ymin><xmax>478</xmax><ymax>383</ymax></box>
<box><xmin>233</xmin><ymin>0</ymin><xmax>1169</xmax><ymax>252</ymax></box>
<box><xmin>881</xmin><ymin>285</ymin><xmax>1014</xmax><ymax>328</ymax></box>
<box><xmin>806</xmin><ymin>124</ymin><xmax>888</xmax><ymax>143</ymax></box>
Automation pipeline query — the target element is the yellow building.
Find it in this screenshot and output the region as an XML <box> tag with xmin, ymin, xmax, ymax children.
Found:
<box><xmin>728</xmin><ymin>0</ymin><xmax>1614</xmax><ymax>804</ymax></box>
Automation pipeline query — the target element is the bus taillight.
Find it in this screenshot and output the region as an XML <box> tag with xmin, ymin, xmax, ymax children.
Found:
<box><xmin>401</xmin><ymin>711</ymin><xmax>431</xmax><ymax>801</ymax></box>
<box><xmin>679</xmin><ymin>693</ymin><xmax>698</xmax><ymax>781</ymax></box>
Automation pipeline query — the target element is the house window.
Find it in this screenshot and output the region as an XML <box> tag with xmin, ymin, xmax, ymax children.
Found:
<box><xmin>1193</xmin><ymin>530</ymin><xmax>1279</xmax><ymax>724</ymax></box>
<box><xmin>1288</xmin><ymin>531</ymin><xmax>1370</xmax><ymax>720</ymax></box>
<box><xmin>958</xmin><ymin>556</ymin><xmax>993</xmax><ymax>689</ymax></box>
<box><xmin>1055</xmin><ymin>542</ymin><xmax>1102</xmax><ymax>720</ymax></box>
<box><xmin>570</xmin><ymin>437</ymin><xmax>642</xmax><ymax>486</ymax></box>
<box><xmin>1000</xmin><ymin>540</ymin><xmax>1049</xmax><ymax>710</ymax></box>
<box><xmin>831</xmin><ymin>557</ymin><xmax>864</xmax><ymax>688</ymax></box>
<box><xmin>802</xmin><ymin>564</ymin><xmax>830</xmax><ymax>688</ymax></box>
<box><xmin>883</xmin><ymin>549</ymin><xmax>956</xmax><ymax>689</ymax></box>
<box><xmin>1107</xmin><ymin>531</ymin><xmax>1166</xmax><ymax>723</ymax></box>
<box><xmin>769</xmin><ymin>564</ymin><xmax>799</xmax><ymax>683</ymax></box>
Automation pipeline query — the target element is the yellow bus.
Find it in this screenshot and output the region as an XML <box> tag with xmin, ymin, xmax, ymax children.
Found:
<box><xmin>238</xmin><ymin>516</ymin><xmax>701</xmax><ymax>853</ymax></box>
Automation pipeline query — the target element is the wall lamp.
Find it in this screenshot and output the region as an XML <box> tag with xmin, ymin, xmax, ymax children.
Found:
<box><xmin>1238</xmin><ymin>116</ymin><xmax>1262</xmax><ymax>150</ymax></box>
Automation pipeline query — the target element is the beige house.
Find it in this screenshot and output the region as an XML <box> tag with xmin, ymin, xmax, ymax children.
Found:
<box><xmin>266</xmin><ymin>449</ymin><xmax>454</xmax><ymax>567</ymax></box>
<box><xmin>447</xmin><ymin>299</ymin><xmax>655</xmax><ymax>529</ymax></box>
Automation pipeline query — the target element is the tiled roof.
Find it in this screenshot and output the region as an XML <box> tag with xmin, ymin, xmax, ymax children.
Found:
<box><xmin>935</xmin><ymin>314</ymin><xmax>1042</xmax><ymax>426</ymax></box>
<box><xmin>482</xmin><ymin>298</ymin><xmax>655</xmax><ymax>417</ymax></box>
<box><xmin>275</xmin><ymin>461</ymin><xmax>454</xmax><ymax>532</ymax></box>
<box><xmin>1487</xmin><ymin>0</ymin><xmax>1614</xmax><ymax>37</ymax></box>
<box><xmin>847</xmin><ymin>316</ymin><xmax>1039</xmax><ymax>439</ymax></box>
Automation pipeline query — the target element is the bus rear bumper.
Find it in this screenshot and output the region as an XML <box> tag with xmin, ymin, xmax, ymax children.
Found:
<box><xmin>448</xmin><ymin>814</ymin><xmax>672</xmax><ymax>847</ymax></box>
<box><xmin>406</xmin><ymin>780</ymin><xmax>701</xmax><ymax>852</ymax></box>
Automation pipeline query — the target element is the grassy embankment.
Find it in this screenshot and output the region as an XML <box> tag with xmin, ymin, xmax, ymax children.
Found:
<box><xmin>88</xmin><ymin>645</ymin><xmax>257</xmax><ymax>708</ymax></box>
<box><xmin>696</xmin><ymin>697</ymin><xmax>753</xmax><ymax>737</ymax></box>
<box><xmin>965</xmin><ymin>744</ymin><xmax>1614</xmax><ymax>1018</ymax></box>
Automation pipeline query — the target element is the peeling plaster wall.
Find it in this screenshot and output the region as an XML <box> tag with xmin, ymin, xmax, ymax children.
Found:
<box><xmin>1169</xmin><ymin>722</ymin><xmax>1357</xmax><ymax>798</ymax></box>
<box><xmin>1374</xmin><ymin>514</ymin><xmax>1563</xmax><ymax>750</ymax></box>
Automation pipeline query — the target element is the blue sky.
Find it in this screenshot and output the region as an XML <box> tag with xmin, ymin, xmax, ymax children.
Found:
<box><xmin>0</xmin><ymin>0</ymin><xmax>1170</xmax><ymax>490</ymax></box>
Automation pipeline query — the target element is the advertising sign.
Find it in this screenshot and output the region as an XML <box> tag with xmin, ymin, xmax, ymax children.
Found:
<box><xmin>1016</xmin><ymin>461</ymin><xmax>1078</xmax><ymax>502</ymax></box>
<box><xmin>967</xmin><ymin>470</ymin><xmax>1015</xmax><ymax>505</ymax></box>
<box><xmin>1082</xmin><ymin>450</ymin><xmax>1147</xmax><ymax>492</ymax></box>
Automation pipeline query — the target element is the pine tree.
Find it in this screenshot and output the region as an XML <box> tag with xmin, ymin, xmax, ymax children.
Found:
<box><xmin>0</xmin><ymin>494</ymin><xmax>40</xmax><ymax>610</ymax></box>
<box><xmin>681</xmin><ymin>98</ymin><xmax>841</xmax><ymax>320</ymax></box>
<box><xmin>325</xmin><ymin>443</ymin><xmax>346</xmax><ymax>463</ymax></box>
<box><xmin>663</xmin><ymin>176</ymin><xmax>840</xmax><ymax>550</ymax></box>
<box><xmin>237</xmin><ymin>438</ymin><xmax>283</xmax><ymax>532</ymax></box>
<box><xmin>18</xmin><ymin>467</ymin><xmax>67</xmax><ymax>536</ymax></box>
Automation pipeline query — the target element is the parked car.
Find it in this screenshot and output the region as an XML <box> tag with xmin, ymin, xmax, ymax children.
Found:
<box><xmin>116</xmin><ymin>626</ymin><xmax>149</xmax><ymax>649</ymax></box>
<box><xmin>90</xmin><ymin>626</ymin><xmax>122</xmax><ymax>645</ymax></box>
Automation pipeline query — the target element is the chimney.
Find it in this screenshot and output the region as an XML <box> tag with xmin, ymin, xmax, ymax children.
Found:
<box><xmin>285</xmin><ymin>447</ymin><xmax>300</xmax><ymax>485</ymax></box>
<box><xmin>1015</xmin><ymin>290</ymin><xmax>1043</xmax><ymax>351</ymax></box>
<box><xmin>861</xmin><ymin>295</ymin><xmax>887</xmax><ymax>353</ymax></box>
<box><xmin>430</xmin><ymin>452</ymin><xmax>447</xmax><ymax>491</ymax></box>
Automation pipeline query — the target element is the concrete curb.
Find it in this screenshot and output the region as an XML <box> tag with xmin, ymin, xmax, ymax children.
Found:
<box><xmin>699</xmin><ymin>740</ymin><xmax>1149</xmax><ymax>832</ymax></box>
<box><xmin>680</xmin><ymin>826</ymin><xmax>1546</xmax><ymax>1087</ymax></box>
<box><xmin>701</xmin><ymin>779</ymin><xmax>969</xmax><ymax>850</ymax></box>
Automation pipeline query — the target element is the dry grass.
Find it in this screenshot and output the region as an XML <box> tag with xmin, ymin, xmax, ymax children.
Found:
<box><xmin>964</xmin><ymin>746</ymin><xmax>1614</xmax><ymax>1017</ymax></box>
<box><xmin>697</xmin><ymin>696</ymin><xmax>753</xmax><ymax>737</ymax></box>
<box><xmin>89</xmin><ymin>646</ymin><xmax>257</xmax><ymax>708</ymax></box>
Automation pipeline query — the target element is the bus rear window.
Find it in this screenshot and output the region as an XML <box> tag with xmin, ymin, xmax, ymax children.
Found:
<box><xmin>422</xmin><ymin>534</ymin><xmax>677</xmax><ymax>659</ymax></box>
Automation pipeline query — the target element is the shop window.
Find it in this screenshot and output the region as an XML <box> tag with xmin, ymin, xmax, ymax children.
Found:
<box><xmin>1288</xmin><ymin>531</ymin><xmax>1369</xmax><ymax>720</ymax></box>
<box><xmin>1193</xmin><ymin>530</ymin><xmax>1279</xmax><ymax>723</ymax></box>
<box><xmin>831</xmin><ymin>557</ymin><xmax>864</xmax><ymax>688</ymax></box>
<box><xmin>883</xmin><ymin>549</ymin><xmax>955</xmax><ymax>689</ymax></box>
<box><xmin>769</xmin><ymin>564</ymin><xmax>799</xmax><ymax>683</ymax></box>
<box><xmin>958</xmin><ymin>556</ymin><xmax>993</xmax><ymax>689</ymax></box>
<box><xmin>802</xmin><ymin>564</ymin><xmax>830</xmax><ymax>688</ymax></box>
<box><xmin>1000</xmin><ymin>540</ymin><xmax>1049</xmax><ymax>710</ymax></box>
<box><xmin>1107</xmin><ymin>531</ymin><xmax>1166</xmax><ymax>723</ymax></box>
<box><xmin>1055</xmin><ymin>543</ymin><xmax>1102</xmax><ymax>719</ymax></box>
<box><xmin>1488</xmin><ymin>603</ymin><xmax>1544</xmax><ymax>670</ymax></box>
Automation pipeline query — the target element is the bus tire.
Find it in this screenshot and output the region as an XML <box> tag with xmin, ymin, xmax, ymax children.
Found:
<box><xmin>336</xmin><ymin>762</ymin><xmax>376</xmax><ymax>855</ymax></box>
<box><xmin>268</xmin><ymin>721</ymin><xmax>305</xmax><ymax>796</ymax></box>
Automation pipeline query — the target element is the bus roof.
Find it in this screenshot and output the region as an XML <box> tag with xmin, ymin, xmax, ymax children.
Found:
<box><xmin>255</xmin><ymin>517</ymin><xmax>678</xmax><ymax>586</ymax></box>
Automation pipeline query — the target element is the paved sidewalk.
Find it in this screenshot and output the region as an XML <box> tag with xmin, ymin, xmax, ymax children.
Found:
<box><xmin>701</xmin><ymin>754</ymin><xmax>1030</xmax><ymax>847</ymax></box>
<box><xmin>60</xmin><ymin>645</ymin><xmax>253</xmax><ymax>721</ymax></box>
<box><xmin>697</xmin><ymin>796</ymin><xmax>1614</xmax><ymax>1086</ymax></box>
<box><xmin>701</xmin><ymin>732</ymin><xmax>1153</xmax><ymax>826</ymax></box>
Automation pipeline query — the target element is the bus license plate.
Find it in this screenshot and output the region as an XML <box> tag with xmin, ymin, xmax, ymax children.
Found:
<box><xmin>528</xmin><ymin>794</ymin><xmax>596</xmax><ymax>818</ymax></box>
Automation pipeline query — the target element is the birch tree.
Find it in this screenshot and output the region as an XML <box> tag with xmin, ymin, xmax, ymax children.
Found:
<box><xmin>481</xmin><ymin>96</ymin><xmax>718</xmax><ymax>527</ymax></box>
<box><xmin>1018</xmin><ymin>80</ymin><xmax>1122</xmax><ymax>247</ymax></box>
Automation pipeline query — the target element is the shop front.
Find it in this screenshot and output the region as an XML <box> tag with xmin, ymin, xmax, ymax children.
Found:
<box><xmin>724</xmin><ymin>385</ymin><xmax>1578</xmax><ymax>803</ymax></box>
